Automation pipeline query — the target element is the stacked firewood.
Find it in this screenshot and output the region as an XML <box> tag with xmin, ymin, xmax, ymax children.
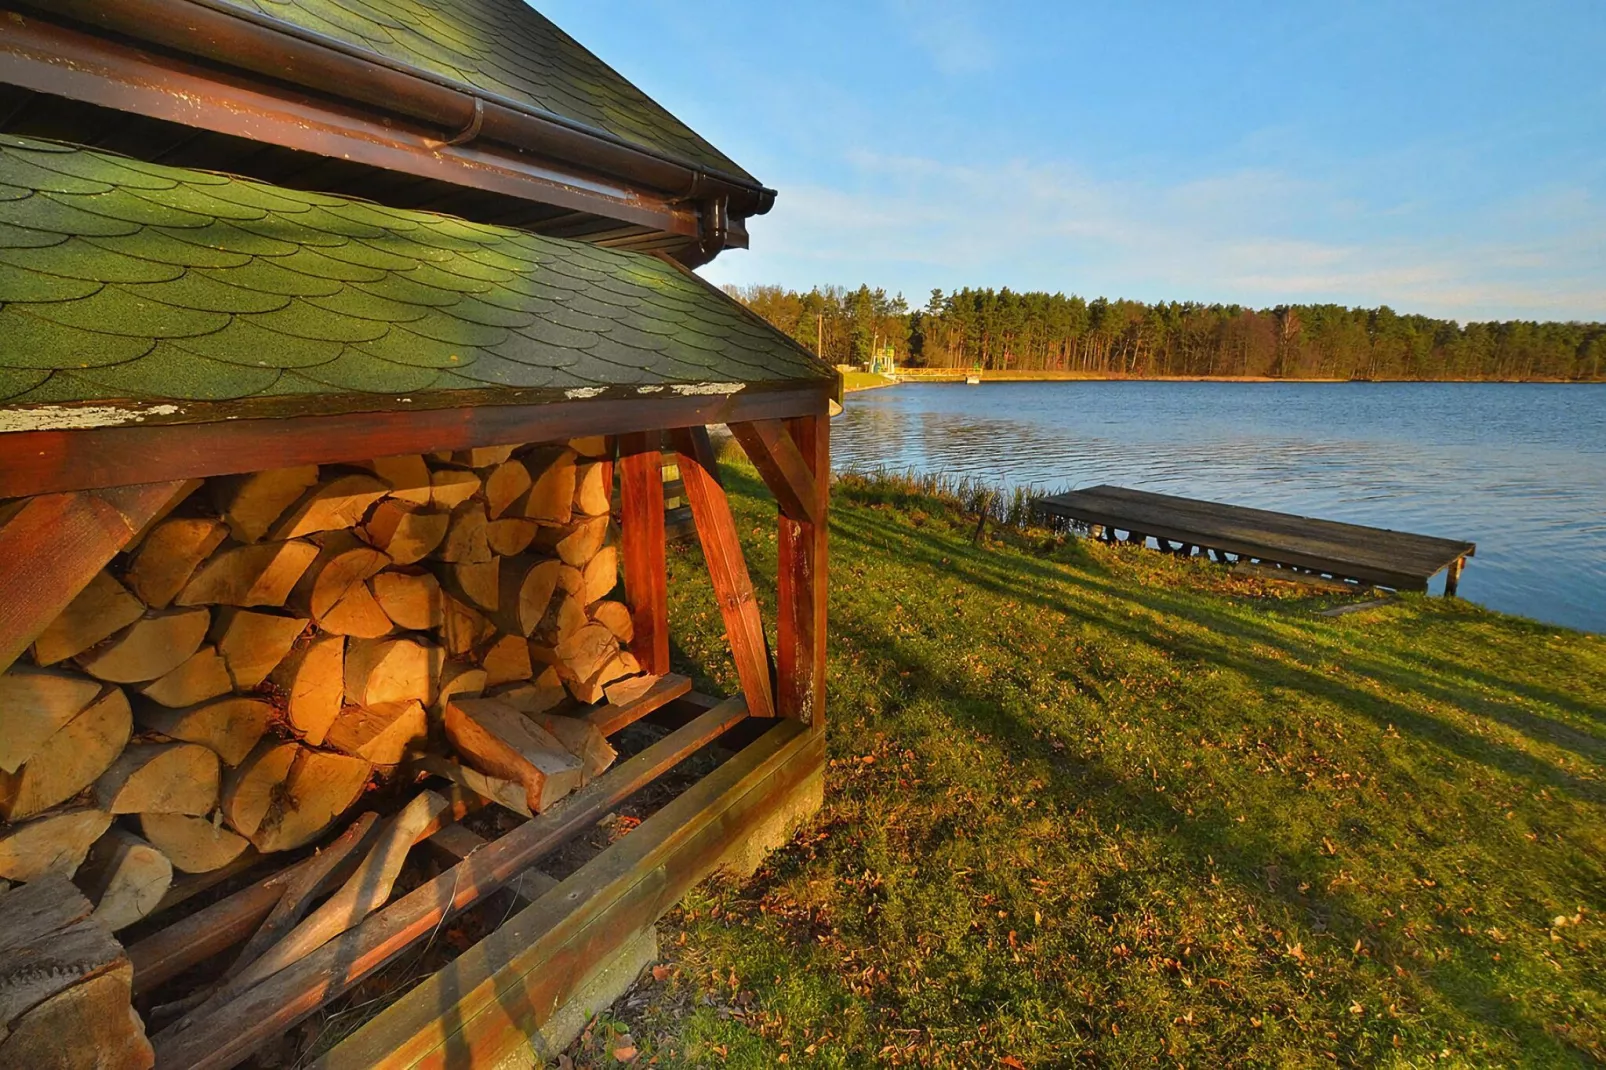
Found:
<box><xmin>0</xmin><ymin>437</ymin><xmax>645</xmax><ymax>971</ymax></box>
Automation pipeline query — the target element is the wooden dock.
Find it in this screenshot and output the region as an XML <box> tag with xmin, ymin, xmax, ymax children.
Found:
<box><xmin>1035</xmin><ymin>485</ymin><xmax>1475</xmax><ymax>594</ymax></box>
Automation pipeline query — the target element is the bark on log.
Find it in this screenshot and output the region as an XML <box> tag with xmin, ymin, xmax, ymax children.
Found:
<box><xmin>444</xmin><ymin>697</ymin><xmax>583</xmax><ymax>813</ymax></box>
<box><xmin>0</xmin><ymin>687</ymin><xmax>130</xmax><ymax>821</ymax></box>
<box><xmin>94</xmin><ymin>742</ymin><xmax>220</xmax><ymax>816</ymax></box>
<box><xmin>32</xmin><ymin>571</ymin><xmax>145</xmax><ymax>665</ymax></box>
<box><xmin>125</xmin><ymin>518</ymin><xmax>229</xmax><ymax>609</ymax></box>
<box><xmin>135</xmin><ymin>695</ymin><xmax>271</xmax><ymax>767</ymax></box>
<box><xmin>76</xmin><ymin>608</ymin><xmax>209</xmax><ymax>684</ymax></box>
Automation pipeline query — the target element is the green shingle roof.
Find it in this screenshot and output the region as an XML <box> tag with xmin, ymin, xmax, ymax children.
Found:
<box><xmin>0</xmin><ymin>136</ymin><xmax>832</xmax><ymax>432</ymax></box>
<box><xmin>215</xmin><ymin>0</ymin><xmax>755</xmax><ymax>183</ymax></box>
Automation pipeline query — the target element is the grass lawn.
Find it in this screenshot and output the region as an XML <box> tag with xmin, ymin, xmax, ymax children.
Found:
<box><xmin>574</xmin><ymin>458</ymin><xmax>1605</xmax><ymax>1068</ymax></box>
<box><xmin>841</xmin><ymin>371</ymin><xmax>898</xmax><ymax>392</ymax></box>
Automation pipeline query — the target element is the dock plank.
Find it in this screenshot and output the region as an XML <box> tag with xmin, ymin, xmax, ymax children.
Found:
<box><xmin>1037</xmin><ymin>485</ymin><xmax>1473</xmax><ymax>591</ymax></box>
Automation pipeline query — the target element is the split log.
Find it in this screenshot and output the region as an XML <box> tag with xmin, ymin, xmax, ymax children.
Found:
<box><xmin>139</xmin><ymin>813</ymin><xmax>251</xmax><ymax>874</ymax></box>
<box><xmin>359</xmin><ymin>499</ymin><xmax>448</xmax><ymax>564</ymax></box>
<box><xmin>126</xmin><ymin>478</ymin><xmax>204</xmax><ymax>550</ymax></box>
<box><xmin>125</xmin><ymin>517</ymin><xmax>229</xmax><ymax>609</ymax></box>
<box><xmin>573</xmin><ymin>459</ymin><xmax>611</xmax><ymax>516</ymax></box>
<box><xmin>315</xmin><ymin>582</ymin><xmax>394</xmax><ymax>638</ymax></box>
<box><xmin>444</xmin><ymin>697</ymin><xmax>583</xmax><ymax>812</ymax></box>
<box><xmin>76</xmin><ymin>607</ymin><xmax>209</xmax><ymax>683</ymax></box>
<box><xmin>591</xmin><ymin>599</ymin><xmax>634</xmax><ymax>644</ymax></box>
<box><xmin>449</xmin><ymin>559</ymin><xmax>500</xmax><ymax>612</ymax></box>
<box><xmin>326</xmin><ymin>700</ymin><xmax>427</xmax><ymax>765</ymax></box>
<box><xmin>555</xmin><ymin>562</ymin><xmax>585</xmax><ymax>596</ymax></box>
<box><xmin>555</xmin><ymin>623</ymin><xmax>620</xmax><ymax>690</ymax></box>
<box><xmin>488</xmin><ymin>665</ymin><xmax>567</xmax><ymax>718</ymax></box>
<box><xmin>268</xmin><ymin>474</ymin><xmax>389</xmax><ymax>540</ymax></box>
<box><xmin>289</xmin><ymin>531</ymin><xmax>388</xmax><ymax>622</ymax></box>
<box><xmin>224</xmin><ymin>743</ymin><xmax>370</xmax><ymax>853</ymax></box>
<box><xmin>371</xmin><ymin>569</ymin><xmax>443</xmax><ymax>631</ymax></box>
<box><xmin>478</xmin><ymin>634</ymin><xmax>532</xmax><ymax>688</ymax></box>
<box><xmin>139</xmin><ymin>645</ymin><xmax>233</xmax><ymax>708</ymax></box>
<box><xmin>438</xmin><ymin>501</ymin><xmax>491</xmax><ymax>563</ymax></box>
<box><xmin>412</xmin><ymin>755</ymin><xmax>529</xmax><ymax>817</ymax></box>
<box><xmin>569</xmin><ymin>435</ymin><xmax>610</xmax><ymax>459</ymax></box>
<box><xmin>0</xmin><ymin>807</ymin><xmax>112</xmax><ymax>880</ymax></box>
<box><xmin>176</xmin><ymin>539</ymin><xmax>320</xmax><ymax>608</ymax></box>
<box><xmin>76</xmin><ymin>828</ymin><xmax>173</xmax><ymax>931</ymax></box>
<box><xmin>219</xmin><ymin>790</ymin><xmax>447</xmax><ymax>998</ymax></box>
<box><xmin>269</xmin><ymin>634</ymin><xmax>344</xmax><ymax>745</ymax></box>
<box><xmin>533</xmin><ymin>514</ymin><xmax>609</xmax><ymax>566</ymax></box>
<box><xmin>433</xmin><ymin>661</ymin><xmax>486</xmax><ymax>715</ymax></box>
<box><xmin>429</xmin><ymin>468</ymin><xmax>481</xmax><ymax>510</ymax></box>
<box><xmin>348</xmin><ymin>455</ymin><xmax>431</xmax><ymax>507</ymax></box>
<box><xmin>211</xmin><ymin>465</ymin><xmax>319</xmax><ymax>543</ymax></box>
<box><xmin>485</xmin><ymin>516</ymin><xmax>538</xmax><ymax>556</ymax></box>
<box><xmin>135</xmin><ymin>695</ymin><xmax>271</xmax><ymax>767</ymax></box>
<box><xmin>566</xmin><ymin>657</ymin><xmax>631</xmax><ymax>705</ymax></box>
<box><xmin>538</xmin><ymin>590</ymin><xmax>588</xmax><ymax>651</ymax></box>
<box><xmin>0</xmin><ymin>666</ymin><xmax>105</xmax><ymax>773</ymax></box>
<box><xmin>520</xmin><ymin>448</ymin><xmax>576</xmax><ymax>524</ymax></box>
<box><xmin>440</xmin><ymin>594</ymin><xmax>494</xmax><ymax>658</ymax></box>
<box><xmin>492</xmin><ymin>556</ymin><xmax>562</xmax><ymax>637</ymax></box>
<box><xmin>526</xmin><ymin>712</ymin><xmax>616</xmax><ymax>782</ymax></box>
<box><xmin>583</xmin><ymin>544</ymin><xmax>619</xmax><ymax>604</ymax></box>
<box><xmin>94</xmin><ymin>742</ymin><xmax>220</xmax><ymax>815</ymax></box>
<box><xmin>344</xmin><ymin>636</ymin><xmax>433</xmax><ymax>707</ymax></box>
<box><xmin>32</xmin><ymin>570</ymin><xmax>146</xmax><ymax>665</ymax></box>
<box><xmin>211</xmin><ymin>608</ymin><xmax>307</xmax><ymax>688</ymax></box>
<box><xmin>483</xmin><ymin>460</ymin><xmax>531</xmax><ymax>519</ymax></box>
<box><xmin>0</xmin><ymin>687</ymin><xmax>130</xmax><ymax>821</ymax></box>
<box><xmin>0</xmin><ymin>877</ymin><xmax>151</xmax><ymax>1069</ymax></box>
<box><xmin>453</xmin><ymin>445</ymin><xmax>517</xmax><ymax>468</ymax></box>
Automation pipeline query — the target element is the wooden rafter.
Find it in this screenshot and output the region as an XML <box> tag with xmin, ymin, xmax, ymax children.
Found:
<box><xmin>670</xmin><ymin>426</ymin><xmax>777</xmax><ymax>719</ymax></box>
<box><xmin>0</xmin><ymin>480</ymin><xmax>189</xmax><ymax>674</ymax></box>
<box><xmin>729</xmin><ymin>418</ymin><xmax>822</xmax><ymax>526</ymax></box>
<box><xmin>616</xmin><ymin>432</ymin><xmax>671</xmax><ymax>674</ymax></box>
<box><xmin>776</xmin><ymin>414</ymin><xmax>829</xmax><ymax>725</ymax></box>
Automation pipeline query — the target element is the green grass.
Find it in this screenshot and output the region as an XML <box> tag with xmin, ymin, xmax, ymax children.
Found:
<box><xmin>842</xmin><ymin>371</ymin><xmax>897</xmax><ymax>392</ymax></box>
<box><xmin>615</xmin><ymin>458</ymin><xmax>1606</xmax><ymax>1068</ymax></box>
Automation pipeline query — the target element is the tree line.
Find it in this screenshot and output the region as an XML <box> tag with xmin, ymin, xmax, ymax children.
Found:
<box><xmin>727</xmin><ymin>284</ymin><xmax>1606</xmax><ymax>381</ymax></box>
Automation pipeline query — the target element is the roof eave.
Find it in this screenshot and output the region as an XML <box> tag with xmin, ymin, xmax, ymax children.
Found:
<box><xmin>29</xmin><ymin>0</ymin><xmax>777</xmax><ymax>220</ymax></box>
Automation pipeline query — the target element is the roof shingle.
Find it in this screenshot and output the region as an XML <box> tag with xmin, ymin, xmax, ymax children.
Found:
<box><xmin>0</xmin><ymin>136</ymin><xmax>832</xmax><ymax>431</ymax></box>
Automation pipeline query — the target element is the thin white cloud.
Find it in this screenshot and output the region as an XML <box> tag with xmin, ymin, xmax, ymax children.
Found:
<box><xmin>708</xmin><ymin>150</ymin><xmax>1606</xmax><ymax>321</ymax></box>
<box><xmin>888</xmin><ymin>0</ymin><xmax>995</xmax><ymax>75</ymax></box>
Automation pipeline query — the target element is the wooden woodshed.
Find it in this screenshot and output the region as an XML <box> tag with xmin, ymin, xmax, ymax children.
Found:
<box><xmin>0</xmin><ymin>2</ymin><xmax>837</xmax><ymax>1066</ymax></box>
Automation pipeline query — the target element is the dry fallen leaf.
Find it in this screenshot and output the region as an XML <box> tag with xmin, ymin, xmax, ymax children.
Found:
<box><xmin>613</xmin><ymin>1045</ymin><xmax>638</xmax><ymax>1062</ymax></box>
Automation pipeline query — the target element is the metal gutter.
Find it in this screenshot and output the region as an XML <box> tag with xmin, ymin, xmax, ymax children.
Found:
<box><xmin>30</xmin><ymin>0</ymin><xmax>777</xmax><ymax>218</ymax></box>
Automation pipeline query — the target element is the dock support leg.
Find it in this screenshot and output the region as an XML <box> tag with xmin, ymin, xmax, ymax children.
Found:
<box><xmin>1445</xmin><ymin>557</ymin><xmax>1463</xmax><ymax>598</ymax></box>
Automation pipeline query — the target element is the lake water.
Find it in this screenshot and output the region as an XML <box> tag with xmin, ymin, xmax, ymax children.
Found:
<box><xmin>833</xmin><ymin>381</ymin><xmax>1606</xmax><ymax>634</ymax></box>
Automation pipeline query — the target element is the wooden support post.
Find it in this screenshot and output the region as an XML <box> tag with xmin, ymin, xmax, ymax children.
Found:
<box><xmin>1445</xmin><ymin>556</ymin><xmax>1463</xmax><ymax>598</ymax></box>
<box><xmin>0</xmin><ymin>481</ymin><xmax>188</xmax><ymax>674</ymax></box>
<box><xmin>776</xmin><ymin>414</ymin><xmax>828</xmax><ymax>725</ymax></box>
<box><xmin>616</xmin><ymin>432</ymin><xmax>670</xmax><ymax>675</ymax></box>
<box><xmin>727</xmin><ymin>419</ymin><xmax>822</xmax><ymax>526</ymax></box>
<box><xmin>670</xmin><ymin>426</ymin><xmax>776</xmax><ymax>719</ymax></box>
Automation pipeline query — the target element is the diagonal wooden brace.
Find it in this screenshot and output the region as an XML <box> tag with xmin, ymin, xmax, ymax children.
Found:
<box><xmin>0</xmin><ymin>480</ymin><xmax>190</xmax><ymax>674</ymax></box>
<box><xmin>728</xmin><ymin>419</ymin><xmax>822</xmax><ymax>526</ymax></box>
<box><xmin>669</xmin><ymin>426</ymin><xmax>776</xmax><ymax>719</ymax></box>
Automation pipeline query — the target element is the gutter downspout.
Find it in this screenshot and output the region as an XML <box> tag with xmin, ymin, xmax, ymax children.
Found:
<box><xmin>30</xmin><ymin>0</ymin><xmax>777</xmax><ymax>224</ymax></box>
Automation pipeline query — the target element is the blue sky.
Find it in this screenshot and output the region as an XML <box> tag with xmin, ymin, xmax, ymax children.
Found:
<box><xmin>539</xmin><ymin>1</ymin><xmax>1606</xmax><ymax>322</ymax></box>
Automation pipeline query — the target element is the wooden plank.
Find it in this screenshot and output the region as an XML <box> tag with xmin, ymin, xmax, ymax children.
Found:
<box><xmin>728</xmin><ymin>419</ymin><xmax>822</xmax><ymax>526</ymax></box>
<box><xmin>424</xmin><ymin>824</ymin><xmax>557</xmax><ymax>907</ymax></box>
<box><xmin>0</xmin><ymin>481</ymin><xmax>187</xmax><ymax>675</ymax></box>
<box><xmin>0</xmin><ymin>386</ymin><xmax>831</xmax><ymax>499</ymax></box>
<box><xmin>151</xmin><ymin>698</ymin><xmax>751</xmax><ymax>1070</ymax></box>
<box><xmin>776</xmin><ymin>414</ymin><xmax>828</xmax><ymax>725</ymax></box>
<box><xmin>320</xmin><ymin>719</ymin><xmax>822</xmax><ymax>1069</ymax></box>
<box><xmin>670</xmin><ymin>426</ymin><xmax>777</xmax><ymax>719</ymax></box>
<box><xmin>584</xmin><ymin>673</ymin><xmax>692</xmax><ymax>736</ymax></box>
<box><xmin>617</xmin><ymin>432</ymin><xmax>671</xmax><ymax>675</ymax></box>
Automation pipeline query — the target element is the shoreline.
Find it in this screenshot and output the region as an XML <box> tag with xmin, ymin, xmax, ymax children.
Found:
<box><xmin>843</xmin><ymin>370</ymin><xmax>1598</xmax><ymax>392</ymax></box>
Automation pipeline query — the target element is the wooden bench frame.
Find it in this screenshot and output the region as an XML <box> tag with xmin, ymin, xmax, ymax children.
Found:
<box><xmin>0</xmin><ymin>383</ymin><xmax>833</xmax><ymax>1069</ymax></box>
